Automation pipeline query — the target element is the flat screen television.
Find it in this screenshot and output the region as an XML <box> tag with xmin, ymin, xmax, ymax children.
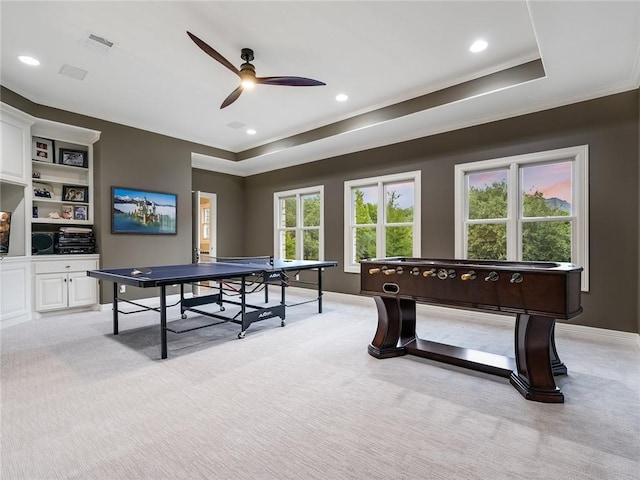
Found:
<box><xmin>111</xmin><ymin>187</ymin><xmax>177</xmax><ymax>235</ymax></box>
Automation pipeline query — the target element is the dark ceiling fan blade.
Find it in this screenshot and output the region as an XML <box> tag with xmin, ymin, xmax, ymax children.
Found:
<box><xmin>256</xmin><ymin>76</ymin><xmax>326</xmax><ymax>87</ymax></box>
<box><xmin>220</xmin><ymin>85</ymin><xmax>244</xmax><ymax>109</ymax></box>
<box><xmin>187</xmin><ymin>31</ymin><xmax>240</xmax><ymax>77</ymax></box>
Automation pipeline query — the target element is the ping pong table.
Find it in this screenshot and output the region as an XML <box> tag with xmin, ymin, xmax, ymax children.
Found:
<box><xmin>87</xmin><ymin>257</ymin><xmax>338</xmax><ymax>359</ymax></box>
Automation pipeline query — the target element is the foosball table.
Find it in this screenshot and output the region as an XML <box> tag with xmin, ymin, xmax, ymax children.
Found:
<box><xmin>360</xmin><ymin>257</ymin><xmax>583</xmax><ymax>403</ymax></box>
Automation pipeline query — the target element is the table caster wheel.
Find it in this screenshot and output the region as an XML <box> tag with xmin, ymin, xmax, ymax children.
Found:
<box><xmin>281</xmin><ymin>320</ymin><xmax>286</xmax><ymax>327</ymax></box>
<box><xmin>219</xmin><ymin>306</ymin><xmax>225</xmax><ymax>312</ymax></box>
<box><xmin>238</xmin><ymin>331</ymin><xmax>246</xmax><ymax>339</ymax></box>
<box><xmin>181</xmin><ymin>313</ymin><xmax>187</xmax><ymax>319</ymax></box>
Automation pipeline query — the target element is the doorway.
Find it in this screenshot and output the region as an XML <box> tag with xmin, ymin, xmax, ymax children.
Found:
<box><xmin>192</xmin><ymin>191</ymin><xmax>217</xmax><ymax>295</ymax></box>
<box><xmin>192</xmin><ymin>191</ymin><xmax>217</xmax><ymax>262</ymax></box>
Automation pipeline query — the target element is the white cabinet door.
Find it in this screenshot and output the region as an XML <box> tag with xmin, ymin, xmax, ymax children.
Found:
<box><xmin>0</xmin><ymin>258</ymin><xmax>30</xmax><ymax>323</ymax></box>
<box><xmin>33</xmin><ymin>256</ymin><xmax>99</xmax><ymax>313</ymax></box>
<box><xmin>0</xmin><ymin>104</ymin><xmax>32</xmax><ymax>185</ymax></box>
<box><xmin>68</xmin><ymin>271</ymin><xmax>97</xmax><ymax>308</ymax></box>
<box><xmin>35</xmin><ymin>273</ymin><xmax>67</xmax><ymax>312</ymax></box>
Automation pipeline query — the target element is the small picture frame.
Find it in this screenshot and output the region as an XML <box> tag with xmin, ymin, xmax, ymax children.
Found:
<box><xmin>59</xmin><ymin>148</ymin><xmax>88</xmax><ymax>168</ymax></box>
<box><xmin>33</xmin><ymin>182</ymin><xmax>54</xmax><ymax>199</ymax></box>
<box><xmin>61</xmin><ymin>205</ymin><xmax>74</xmax><ymax>220</ymax></box>
<box><xmin>32</xmin><ymin>137</ymin><xmax>54</xmax><ymax>163</ymax></box>
<box><xmin>62</xmin><ymin>185</ymin><xmax>88</xmax><ymax>203</ymax></box>
<box><xmin>73</xmin><ymin>205</ymin><xmax>87</xmax><ymax>221</ymax></box>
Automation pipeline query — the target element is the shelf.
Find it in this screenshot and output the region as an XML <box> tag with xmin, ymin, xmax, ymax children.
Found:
<box><xmin>32</xmin><ymin>160</ymin><xmax>88</xmax><ymax>172</ymax></box>
<box><xmin>32</xmin><ymin>161</ymin><xmax>89</xmax><ymax>188</ymax></box>
<box><xmin>32</xmin><ymin>218</ymin><xmax>92</xmax><ymax>225</ymax></box>
<box><xmin>33</xmin><ymin>197</ymin><xmax>89</xmax><ymax>206</ymax></box>
<box><xmin>33</xmin><ymin>176</ymin><xmax>89</xmax><ymax>187</ymax></box>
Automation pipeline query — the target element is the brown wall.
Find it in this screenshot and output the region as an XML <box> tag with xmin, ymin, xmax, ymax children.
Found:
<box><xmin>2</xmin><ymin>86</ymin><xmax>639</xmax><ymax>333</ymax></box>
<box><xmin>244</xmin><ymin>90</ymin><xmax>640</xmax><ymax>333</ymax></box>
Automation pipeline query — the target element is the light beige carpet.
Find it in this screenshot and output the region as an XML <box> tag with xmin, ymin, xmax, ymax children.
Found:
<box><xmin>1</xmin><ymin>288</ymin><xmax>638</xmax><ymax>479</ymax></box>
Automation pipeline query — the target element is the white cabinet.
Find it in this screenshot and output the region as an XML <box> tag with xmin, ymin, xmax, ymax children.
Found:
<box><xmin>1</xmin><ymin>103</ymin><xmax>101</xmax><ymax>321</ymax></box>
<box><xmin>0</xmin><ymin>256</ymin><xmax>31</xmax><ymax>325</ymax></box>
<box><xmin>1</xmin><ymin>104</ymin><xmax>34</xmax><ymax>258</ymax></box>
<box><xmin>1</xmin><ymin>104</ymin><xmax>33</xmax><ymax>185</ymax></box>
<box><xmin>33</xmin><ymin>256</ymin><xmax>99</xmax><ymax>313</ymax></box>
<box><xmin>1</xmin><ymin>104</ymin><xmax>33</xmax><ymax>325</ymax></box>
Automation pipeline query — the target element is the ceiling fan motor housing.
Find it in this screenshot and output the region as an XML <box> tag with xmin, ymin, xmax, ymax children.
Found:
<box><xmin>240</xmin><ymin>62</ymin><xmax>256</xmax><ymax>84</ymax></box>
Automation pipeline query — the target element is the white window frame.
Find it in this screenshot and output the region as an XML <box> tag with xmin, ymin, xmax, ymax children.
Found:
<box><xmin>344</xmin><ymin>170</ymin><xmax>421</xmax><ymax>273</ymax></box>
<box><xmin>273</xmin><ymin>185</ymin><xmax>324</xmax><ymax>261</ymax></box>
<box><xmin>454</xmin><ymin>145</ymin><xmax>589</xmax><ymax>291</ymax></box>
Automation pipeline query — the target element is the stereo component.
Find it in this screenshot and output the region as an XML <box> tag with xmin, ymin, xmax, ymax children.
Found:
<box><xmin>31</xmin><ymin>232</ymin><xmax>55</xmax><ymax>255</ymax></box>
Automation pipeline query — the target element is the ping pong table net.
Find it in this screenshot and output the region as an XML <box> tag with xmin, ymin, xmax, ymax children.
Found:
<box><xmin>206</xmin><ymin>255</ymin><xmax>274</xmax><ymax>267</ymax></box>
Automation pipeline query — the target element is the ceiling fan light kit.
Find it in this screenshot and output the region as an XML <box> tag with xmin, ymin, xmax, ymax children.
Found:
<box><xmin>187</xmin><ymin>31</ymin><xmax>325</xmax><ymax>108</ymax></box>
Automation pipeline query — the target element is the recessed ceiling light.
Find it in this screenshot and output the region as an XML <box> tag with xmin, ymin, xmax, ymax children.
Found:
<box><xmin>18</xmin><ymin>55</ymin><xmax>40</xmax><ymax>66</ymax></box>
<box><xmin>246</xmin><ymin>129</ymin><xmax>256</xmax><ymax>135</ymax></box>
<box><xmin>469</xmin><ymin>39</ymin><xmax>488</xmax><ymax>53</ymax></box>
<box><xmin>336</xmin><ymin>93</ymin><xmax>348</xmax><ymax>102</ymax></box>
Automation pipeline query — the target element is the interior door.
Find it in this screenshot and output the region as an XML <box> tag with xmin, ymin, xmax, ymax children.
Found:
<box><xmin>192</xmin><ymin>191</ymin><xmax>217</xmax><ymax>296</ymax></box>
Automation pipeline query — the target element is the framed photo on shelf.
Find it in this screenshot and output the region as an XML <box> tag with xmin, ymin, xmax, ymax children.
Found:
<box><xmin>62</xmin><ymin>185</ymin><xmax>88</xmax><ymax>203</ymax></box>
<box><xmin>73</xmin><ymin>205</ymin><xmax>87</xmax><ymax>221</ymax></box>
<box><xmin>111</xmin><ymin>186</ymin><xmax>177</xmax><ymax>235</ymax></box>
<box><xmin>59</xmin><ymin>148</ymin><xmax>88</xmax><ymax>168</ymax></box>
<box><xmin>32</xmin><ymin>137</ymin><xmax>54</xmax><ymax>163</ymax></box>
<box><xmin>61</xmin><ymin>205</ymin><xmax>74</xmax><ymax>220</ymax></box>
<box><xmin>33</xmin><ymin>182</ymin><xmax>53</xmax><ymax>199</ymax></box>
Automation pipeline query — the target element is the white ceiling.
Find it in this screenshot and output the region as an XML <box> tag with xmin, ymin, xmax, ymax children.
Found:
<box><xmin>1</xmin><ymin>1</ymin><xmax>639</xmax><ymax>176</ymax></box>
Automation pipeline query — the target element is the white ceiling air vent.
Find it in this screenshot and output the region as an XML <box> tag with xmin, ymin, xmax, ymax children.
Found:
<box><xmin>85</xmin><ymin>33</ymin><xmax>115</xmax><ymax>53</ymax></box>
<box><xmin>59</xmin><ymin>64</ymin><xmax>88</xmax><ymax>81</ymax></box>
<box><xmin>226</xmin><ymin>122</ymin><xmax>246</xmax><ymax>130</ymax></box>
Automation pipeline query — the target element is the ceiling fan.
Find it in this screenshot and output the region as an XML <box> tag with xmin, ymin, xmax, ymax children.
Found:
<box><xmin>187</xmin><ymin>31</ymin><xmax>326</xmax><ymax>109</ymax></box>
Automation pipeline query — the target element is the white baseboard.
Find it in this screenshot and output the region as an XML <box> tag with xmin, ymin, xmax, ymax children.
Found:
<box><xmin>0</xmin><ymin>313</ymin><xmax>32</xmax><ymax>329</ymax></box>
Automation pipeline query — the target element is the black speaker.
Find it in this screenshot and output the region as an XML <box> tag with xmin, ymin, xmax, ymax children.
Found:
<box><xmin>32</xmin><ymin>232</ymin><xmax>55</xmax><ymax>255</ymax></box>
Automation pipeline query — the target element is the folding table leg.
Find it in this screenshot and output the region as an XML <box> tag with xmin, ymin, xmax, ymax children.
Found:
<box><xmin>160</xmin><ymin>285</ymin><xmax>167</xmax><ymax>359</ymax></box>
<box><xmin>317</xmin><ymin>268</ymin><xmax>323</xmax><ymax>313</ymax></box>
<box><xmin>112</xmin><ymin>282</ymin><xmax>119</xmax><ymax>335</ymax></box>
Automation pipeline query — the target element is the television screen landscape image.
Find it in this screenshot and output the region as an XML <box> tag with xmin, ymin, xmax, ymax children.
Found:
<box><xmin>111</xmin><ymin>187</ymin><xmax>177</xmax><ymax>235</ymax></box>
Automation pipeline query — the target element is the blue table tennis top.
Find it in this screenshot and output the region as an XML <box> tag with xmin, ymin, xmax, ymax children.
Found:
<box><xmin>87</xmin><ymin>259</ymin><xmax>337</xmax><ymax>287</ymax></box>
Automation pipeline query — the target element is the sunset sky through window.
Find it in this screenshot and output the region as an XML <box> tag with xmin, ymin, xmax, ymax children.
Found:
<box><xmin>468</xmin><ymin>162</ymin><xmax>572</xmax><ymax>203</ymax></box>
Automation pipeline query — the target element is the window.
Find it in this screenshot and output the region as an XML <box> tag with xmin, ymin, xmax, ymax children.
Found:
<box><xmin>455</xmin><ymin>145</ymin><xmax>588</xmax><ymax>290</ymax></box>
<box><xmin>274</xmin><ymin>186</ymin><xmax>324</xmax><ymax>260</ymax></box>
<box><xmin>344</xmin><ymin>171</ymin><xmax>421</xmax><ymax>273</ymax></box>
